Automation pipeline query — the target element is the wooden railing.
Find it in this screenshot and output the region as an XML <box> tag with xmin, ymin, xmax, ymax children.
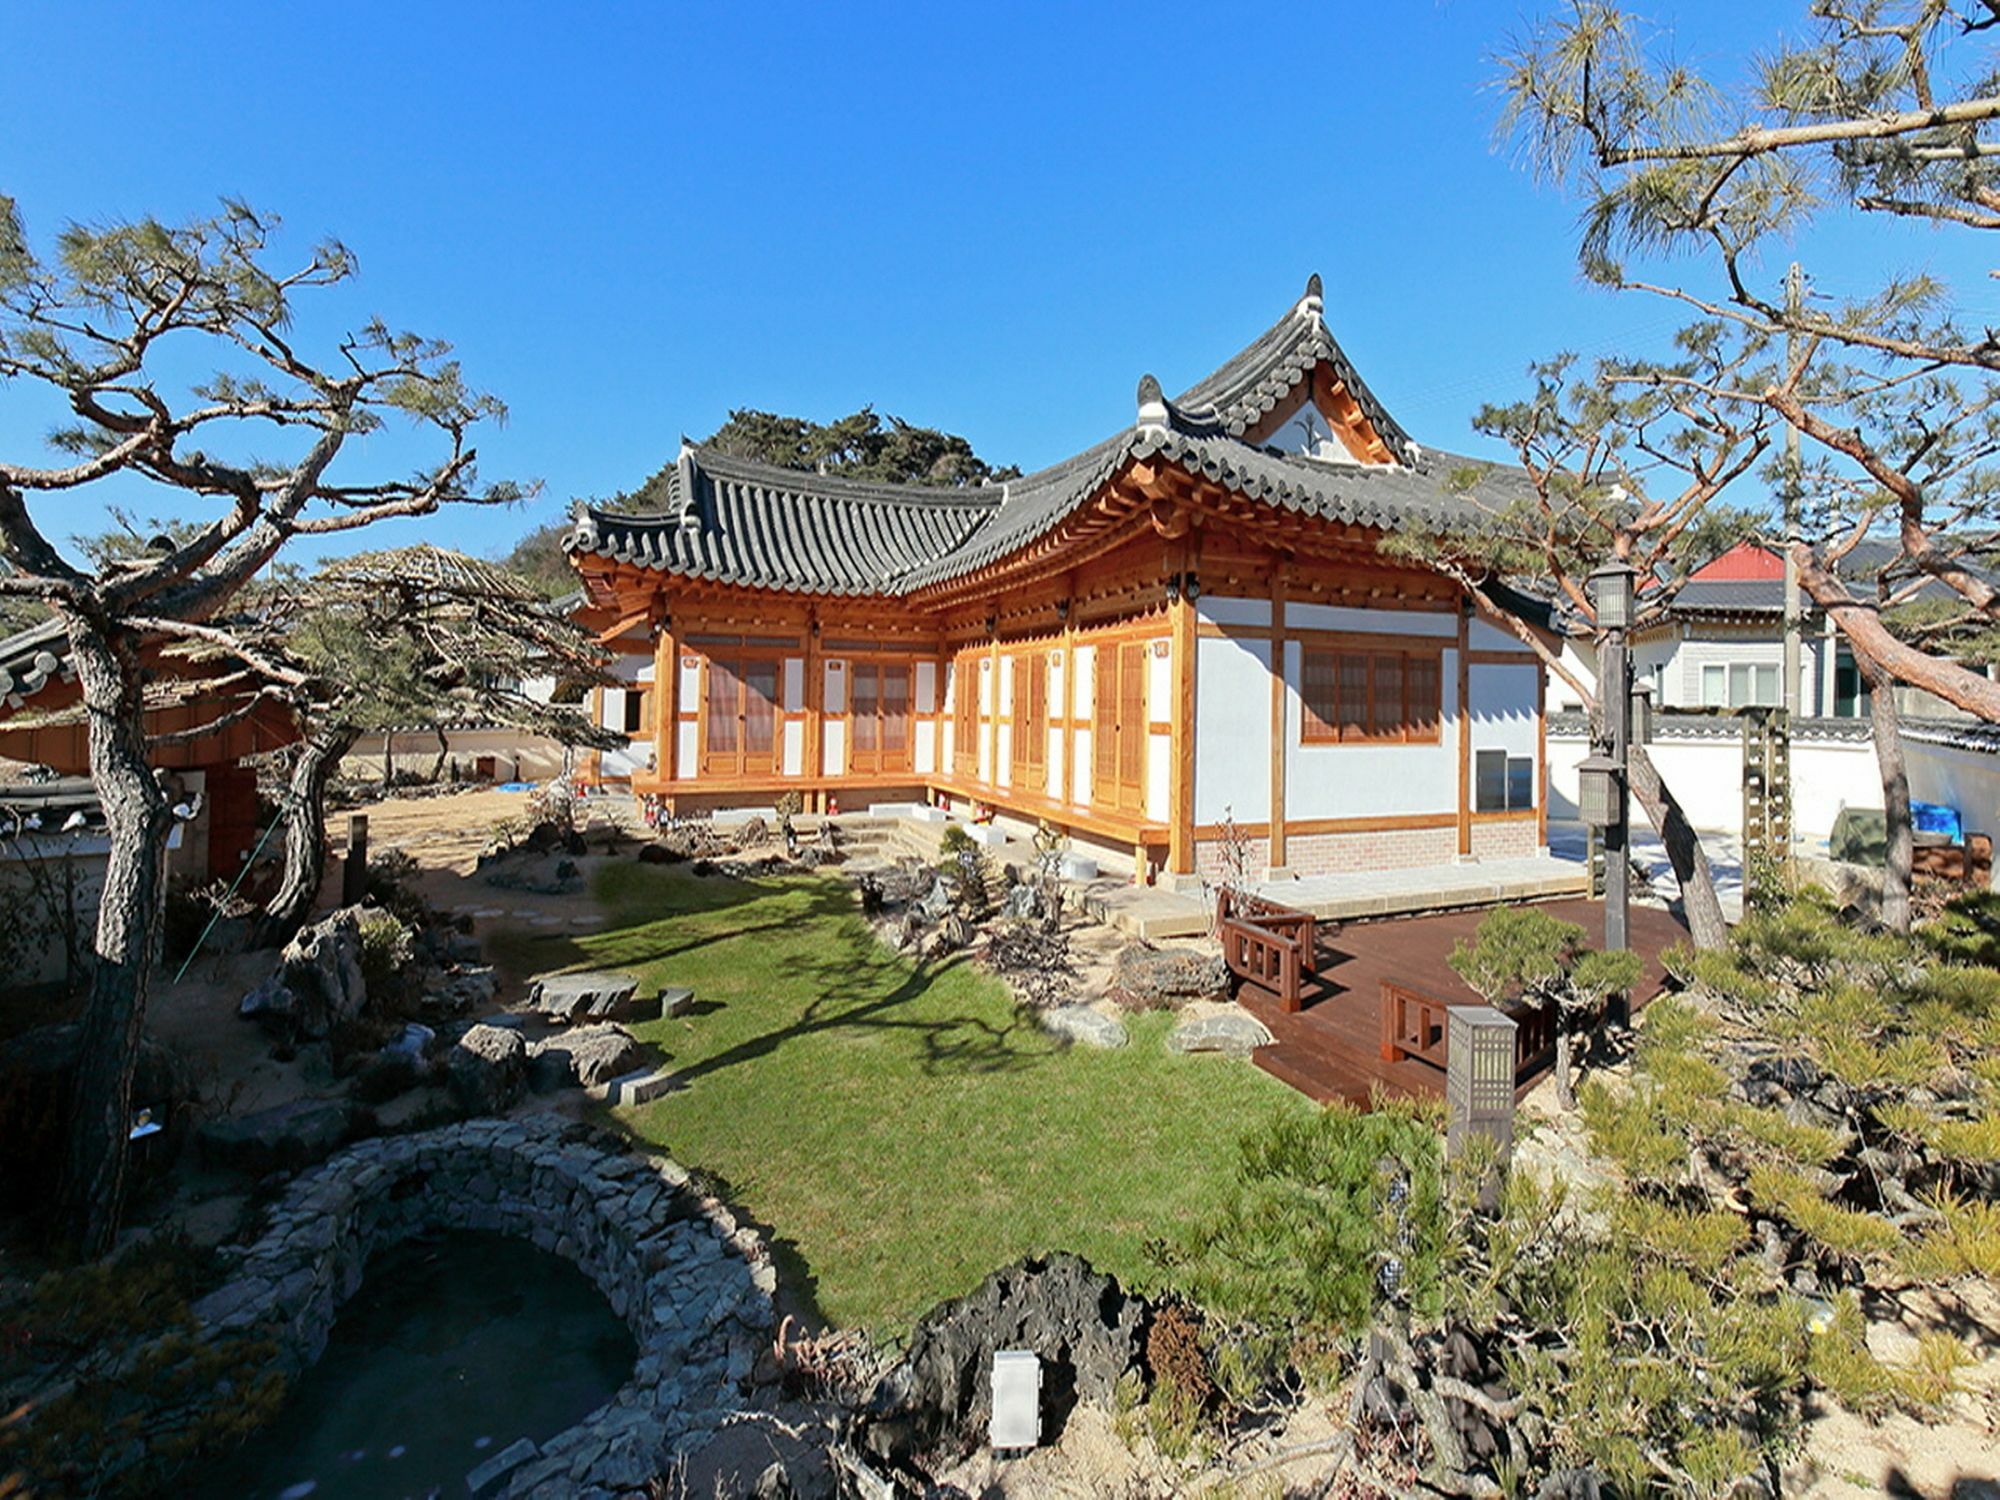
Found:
<box><xmin>1379</xmin><ymin>982</ymin><xmax>1449</xmax><ymax>1069</ymax></box>
<box><xmin>1216</xmin><ymin>888</ymin><xmax>1320</xmax><ymax>1013</ymax></box>
<box><xmin>1378</xmin><ymin>981</ymin><xmax>1562</xmax><ymax>1086</ymax></box>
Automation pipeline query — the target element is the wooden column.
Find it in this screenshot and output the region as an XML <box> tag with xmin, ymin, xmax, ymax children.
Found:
<box><xmin>1268</xmin><ymin>567</ymin><xmax>1288</xmax><ymax>871</ymax></box>
<box><xmin>803</xmin><ymin>607</ymin><xmax>822</xmax><ymax>810</ymax></box>
<box><xmin>1536</xmin><ymin>659</ymin><xmax>1549</xmax><ymax>850</ymax></box>
<box><xmin>1456</xmin><ymin>599</ymin><xmax>1473</xmax><ymax>857</ymax></box>
<box><xmin>653</xmin><ymin>615</ymin><xmax>676</xmax><ymax>785</ymax></box>
<box><xmin>1168</xmin><ymin>566</ymin><xmax>1197</xmax><ymax>877</ymax></box>
<box><xmin>1061</xmin><ymin>585</ymin><xmax>1078</xmax><ymax>809</ymax></box>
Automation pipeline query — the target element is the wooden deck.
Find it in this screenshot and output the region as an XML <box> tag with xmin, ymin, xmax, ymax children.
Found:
<box><xmin>1236</xmin><ymin>899</ymin><xmax>1690</xmax><ymax>1106</ymax></box>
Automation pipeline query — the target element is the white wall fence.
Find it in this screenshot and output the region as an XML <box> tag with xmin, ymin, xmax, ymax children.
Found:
<box><xmin>1547</xmin><ymin>712</ymin><xmax>2000</xmax><ymax>843</ymax></box>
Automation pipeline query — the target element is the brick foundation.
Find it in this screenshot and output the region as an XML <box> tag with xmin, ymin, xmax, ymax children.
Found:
<box><xmin>1470</xmin><ymin>818</ymin><xmax>1539</xmax><ymax>861</ymax></box>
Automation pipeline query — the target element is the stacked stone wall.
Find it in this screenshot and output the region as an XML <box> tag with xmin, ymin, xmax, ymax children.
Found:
<box><xmin>189</xmin><ymin>1115</ymin><xmax>774</xmax><ymax>1499</ymax></box>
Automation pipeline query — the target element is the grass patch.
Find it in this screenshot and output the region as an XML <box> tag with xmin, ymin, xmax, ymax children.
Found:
<box><xmin>491</xmin><ymin>862</ymin><xmax>1309</xmax><ymax>1338</ymax></box>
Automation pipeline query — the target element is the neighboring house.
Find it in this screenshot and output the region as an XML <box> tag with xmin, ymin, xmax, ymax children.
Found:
<box><xmin>1548</xmin><ymin>540</ymin><xmax>1999</xmax><ymax>721</ymax></box>
<box><xmin>565</xmin><ymin>278</ymin><xmax>1558</xmax><ymax>883</ymax></box>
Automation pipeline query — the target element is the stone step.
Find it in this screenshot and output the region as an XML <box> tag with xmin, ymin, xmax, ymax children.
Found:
<box><xmin>592</xmin><ymin>1066</ymin><xmax>678</xmax><ymax>1106</ymax></box>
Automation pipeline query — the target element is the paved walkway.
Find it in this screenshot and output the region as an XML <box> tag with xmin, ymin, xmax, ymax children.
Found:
<box><xmin>1546</xmin><ymin>819</ymin><xmax>1748</xmax><ymax>923</ymax></box>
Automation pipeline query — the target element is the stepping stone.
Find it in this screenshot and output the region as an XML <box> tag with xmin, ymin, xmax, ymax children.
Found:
<box><xmin>528</xmin><ymin>970</ymin><xmax>659</xmax><ymax>1023</ymax></box>
<box><xmin>1167</xmin><ymin>1011</ymin><xmax>1273</xmax><ymax>1058</ymax></box>
<box><xmin>467</xmin><ymin>1437</ymin><xmax>540</xmax><ymax>1496</ymax></box>
<box><xmin>661</xmin><ymin>985</ymin><xmax>696</xmax><ymax>1018</ymax></box>
<box><xmin>593</xmin><ymin>1066</ymin><xmax>678</xmax><ymax>1106</ymax></box>
<box><xmin>1039</xmin><ymin>1004</ymin><xmax>1128</xmax><ymax>1049</ymax></box>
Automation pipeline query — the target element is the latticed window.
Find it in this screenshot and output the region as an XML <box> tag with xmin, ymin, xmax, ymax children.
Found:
<box><xmin>1300</xmin><ymin>646</ymin><xmax>1443</xmax><ymax>744</ymax></box>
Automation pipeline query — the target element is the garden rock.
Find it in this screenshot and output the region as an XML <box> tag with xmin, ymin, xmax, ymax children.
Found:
<box><xmin>425</xmin><ymin>964</ymin><xmax>499</xmax><ymax>1019</ymax></box>
<box><xmin>529</xmin><ymin>1024</ymin><xmax>644</xmax><ymax>1090</ymax></box>
<box><xmin>445</xmin><ymin>1023</ymin><xmax>527</xmax><ymax>1115</ymax></box>
<box><xmin>197</xmin><ymin>1096</ymin><xmax>354</xmax><ymax>1176</ymax></box>
<box><xmin>528</xmin><ymin>969</ymin><xmax>659</xmax><ymax>1024</ymax></box>
<box><xmin>1166</xmin><ymin>1011</ymin><xmax>1272</xmax><ymax>1057</ymax></box>
<box><xmin>1039</xmin><ymin>1005</ymin><xmax>1128</xmax><ymax>1049</ymax></box>
<box><xmin>1111</xmin><ymin>942</ymin><xmax>1228</xmax><ymax>1010</ymax></box>
<box><xmin>280</xmin><ymin>907</ymin><xmax>370</xmax><ymax>1038</ymax></box>
<box><xmin>1003</xmin><ymin>883</ymin><xmax>1040</xmax><ymax>921</ymax></box>
<box><xmin>864</xmin><ymin>1252</ymin><xmax>1148</xmax><ymax>1462</ymax></box>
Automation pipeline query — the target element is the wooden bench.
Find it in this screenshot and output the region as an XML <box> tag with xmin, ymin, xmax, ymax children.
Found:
<box><xmin>1217</xmin><ymin>888</ymin><xmax>1329</xmax><ymax>1014</ymax></box>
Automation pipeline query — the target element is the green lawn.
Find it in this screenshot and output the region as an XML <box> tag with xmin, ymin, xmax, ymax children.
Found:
<box><xmin>492</xmin><ymin>862</ymin><xmax>1310</xmax><ymax>1337</ymax></box>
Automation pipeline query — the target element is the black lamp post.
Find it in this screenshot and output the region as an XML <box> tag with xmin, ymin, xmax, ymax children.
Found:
<box><xmin>1587</xmin><ymin>561</ymin><xmax>1638</xmax><ymax>953</ymax></box>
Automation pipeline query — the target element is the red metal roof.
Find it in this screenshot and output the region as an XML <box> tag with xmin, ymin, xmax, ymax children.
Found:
<box><xmin>1691</xmin><ymin>541</ymin><xmax>1784</xmax><ymax>581</ymax></box>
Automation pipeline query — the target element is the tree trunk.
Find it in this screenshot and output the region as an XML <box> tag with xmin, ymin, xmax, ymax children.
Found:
<box><xmin>1861</xmin><ymin>655</ymin><xmax>1914</xmax><ymax>935</ymax></box>
<box><xmin>53</xmin><ymin>614</ymin><xmax>174</xmax><ymax>1258</ymax></box>
<box><xmin>1554</xmin><ymin>1028</ymin><xmax>1578</xmax><ymax>1111</ymax></box>
<box><xmin>258</xmin><ymin>722</ymin><xmax>360</xmax><ymax>943</ymax></box>
<box><xmin>1627</xmin><ymin>744</ymin><xmax>1731</xmax><ymax>950</ymax></box>
<box><xmin>428</xmin><ymin>725</ymin><xmax>449</xmax><ymax>783</ymax></box>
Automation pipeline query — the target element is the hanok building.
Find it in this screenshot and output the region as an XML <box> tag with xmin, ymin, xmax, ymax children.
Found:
<box><xmin>565</xmin><ymin>279</ymin><xmax>1555</xmax><ymax>884</ymax></box>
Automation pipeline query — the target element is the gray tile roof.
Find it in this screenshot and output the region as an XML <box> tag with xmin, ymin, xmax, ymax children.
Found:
<box><xmin>0</xmin><ymin>618</ymin><xmax>71</xmax><ymax>702</ymax></box>
<box><xmin>567</xmin><ymin>281</ymin><xmax>1526</xmax><ymax>598</ymax></box>
<box><xmin>1671</xmin><ymin>579</ymin><xmax>1788</xmax><ymax>615</ymax></box>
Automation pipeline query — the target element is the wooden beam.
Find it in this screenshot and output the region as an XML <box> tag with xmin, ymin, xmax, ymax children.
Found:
<box><xmin>1269</xmin><ymin>565</ymin><xmax>1288</xmax><ymax>871</ymax></box>
<box><xmin>1456</xmin><ymin>599</ymin><xmax>1472</xmax><ymax>858</ymax></box>
<box><xmin>1536</xmin><ymin>659</ymin><xmax>1549</xmax><ymax>850</ymax></box>
<box><xmin>654</xmin><ymin>617</ymin><xmax>676</xmax><ymax>785</ymax></box>
<box><xmin>1168</xmin><ymin>550</ymin><xmax>1197</xmax><ymax>876</ymax></box>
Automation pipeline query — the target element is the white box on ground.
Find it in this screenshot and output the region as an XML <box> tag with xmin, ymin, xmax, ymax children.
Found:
<box><xmin>910</xmin><ymin>805</ymin><xmax>948</xmax><ymax>823</ymax></box>
<box><xmin>867</xmin><ymin>801</ymin><xmax>918</xmax><ymax>817</ymax></box>
<box><xmin>968</xmin><ymin>824</ymin><xmax>1008</xmax><ymax>848</ymax></box>
<box><xmin>989</xmin><ymin>1349</ymin><xmax>1041</xmax><ymax>1450</ymax></box>
<box><xmin>1057</xmin><ymin>854</ymin><xmax>1098</xmax><ymax>881</ymax></box>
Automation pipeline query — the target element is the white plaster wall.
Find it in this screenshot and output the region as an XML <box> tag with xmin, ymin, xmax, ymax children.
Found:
<box><xmin>782</xmin><ymin>658</ymin><xmax>804</xmax><ymax>713</ymax></box>
<box><xmin>1907</xmin><ymin>740</ymin><xmax>2000</xmax><ymax>838</ymax></box>
<box><xmin>1468</xmin><ymin>619</ymin><xmax>1533</xmax><ymax>653</ymax></box>
<box><xmin>1193</xmin><ymin>634</ymin><xmax>1272</xmax><ymax>824</ymax></box>
<box><xmin>610</xmin><ymin>654</ymin><xmax>650</xmax><ymax>684</ymax></box>
<box><xmin>1547</xmin><ymin>730</ymin><xmax>1889</xmax><ymax>836</ymax></box>
<box><xmin>1147</xmin><ymin>734</ymin><xmax>1171</xmax><ymax>822</ymax></box>
<box><xmin>1281</xmin><ymin>639</ymin><xmax>1459</xmax><ymax>819</ymax></box>
<box><xmin>1045</xmin><ymin>725</ymin><xmax>1064</xmax><ymax>800</ymax></box>
<box><xmin>1289</xmin><ymin>604</ymin><xmax>1456</xmax><ymax>637</ymax></box>
<box><xmin>822</xmin><ymin>719</ymin><xmax>846</xmax><ymax>776</ymax></box>
<box><xmin>601</xmin><ymin>743</ymin><xmax>653</xmax><ymax>777</ymax></box>
<box><xmin>1074</xmin><ymin>645</ymin><xmax>1095</xmax><ymax>718</ymax></box>
<box><xmin>1047</xmin><ymin>653</ymin><xmax>1066</xmax><ymax>801</ymax></box>
<box><xmin>822</xmin><ymin>660</ymin><xmax>847</xmax><ymax>715</ymax></box>
<box><xmin>915</xmin><ymin>660</ymin><xmax>937</xmax><ymax>714</ymax></box>
<box><xmin>1469</xmin><ymin>663</ymin><xmax>1540</xmax><ymax>760</ymax></box>
<box><xmin>678</xmin><ymin>655</ymin><xmax>701</xmax><ymax>707</ymax></box>
<box><xmin>1000</xmin><ymin>656</ymin><xmax>1015</xmax><ymax>716</ymax></box>
<box><xmin>1146</xmin><ymin>638</ymin><xmax>1170</xmax><ymax>720</ymax></box>
<box><xmin>941</xmin><ymin>662</ymin><xmax>956</xmax><ymax>766</ymax></box>
<box><xmin>996</xmin><ymin>724</ymin><xmax>1013</xmax><ymax>788</ymax></box>
<box><xmin>677</xmin><ymin>722</ymin><xmax>697</xmax><ymax>777</ymax></box>
<box><xmin>1197</xmin><ymin>596</ymin><xmax>1272</xmax><ymax>629</ymax></box>
<box><xmin>781</xmin><ymin>721</ymin><xmax>804</xmax><ymax>776</ymax></box>
<box><xmin>1072</xmin><ymin>729</ymin><xmax>1093</xmax><ymax>807</ymax></box>
<box><xmin>979</xmin><ymin>657</ymin><xmax>994</xmax><ymax>715</ymax></box>
<box><xmin>915</xmin><ymin>720</ymin><xmax>937</xmax><ymax>775</ymax></box>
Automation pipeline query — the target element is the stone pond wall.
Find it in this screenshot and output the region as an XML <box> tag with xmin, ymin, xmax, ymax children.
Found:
<box><xmin>190</xmin><ymin>1114</ymin><xmax>777</xmax><ymax>1499</ymax></box>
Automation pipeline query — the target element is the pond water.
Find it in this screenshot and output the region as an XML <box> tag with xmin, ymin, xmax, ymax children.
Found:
<box><xmin>191</xmin><ymin>1229</ymin><xmax>636</xmax><ymax>1500</ymax></box>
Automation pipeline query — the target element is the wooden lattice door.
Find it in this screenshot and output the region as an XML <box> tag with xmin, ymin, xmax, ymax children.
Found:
<box><xmin>700</xmin><ymin>656</ymin><xmax>779</xmax><ymax>778</ymax></box>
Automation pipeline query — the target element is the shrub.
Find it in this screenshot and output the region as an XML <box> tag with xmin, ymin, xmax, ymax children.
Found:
<box><xmin>355</xmin><ymin>908</ymin><xmax>415</xmax><ymax>1001</ymax></box>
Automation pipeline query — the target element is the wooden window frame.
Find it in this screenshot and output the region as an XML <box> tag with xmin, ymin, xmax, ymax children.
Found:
<box><xmin>1299</xmin><ymin>645</ymin><xmax>1443</xmax><ymax>746</ymax></box>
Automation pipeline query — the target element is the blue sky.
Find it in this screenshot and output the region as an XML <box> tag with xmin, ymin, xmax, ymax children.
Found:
<box><xmin>2</xmin><ymin>2</ymin><xmax>1990</xmax><ymax>566</ymax></box>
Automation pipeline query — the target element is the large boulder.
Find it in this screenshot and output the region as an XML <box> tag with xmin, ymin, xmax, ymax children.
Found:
<box><xmin>527</xmin><ymin>970</ymin><xmax>659</xmax><ymax>1024</ymax></box>
<box><xmin>196</xmin><ymin>1096</ymin><xmax>355</xmax><ymax>1176</ymax></box>
<box><xmin>528</xmin><ymin>1024</ymin><xmax>645</xmax><ymax>1091</ymax></box>
<box><xmin>1039</xmin><ymin>1005</ymin><xmax>1128</xmax><ymax>1050</ymax></box>
<box><xmin>239</xmin><ymin>907</ymin><xmax>370</xmax><ymax>1041</ymax></box>
<box><xmin>1167</xmin><ymin>1010</ymin><xmax>1273</xmax><ymax>1057</ymax></box>
<box><xmin>424</xmin><ymin>964</ymin><xmax>500</xmax><ymax>1021</ymax></box>
<box><xmin>1110</xmin><ymin>942</ymin><xmax>1228</xmax><ymax>1011</ymax></box>
<box><xmin>445</xmin><ymin>1023</ymin><xmax>527</xmax><ymax>1115</ymax></box>
<box><xmin>862</xmin><ymin>1253</ymin><xmax>1149</xmax><ymax>1463</ymax></box>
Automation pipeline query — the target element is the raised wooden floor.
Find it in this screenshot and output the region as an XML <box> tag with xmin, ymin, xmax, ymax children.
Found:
<box><xmin>1238</xmin><ymin>899</ymin><xmax>1690</xmax><ymax>1106</ymax></box>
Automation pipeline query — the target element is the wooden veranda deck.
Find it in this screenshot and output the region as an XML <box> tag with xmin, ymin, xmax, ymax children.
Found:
<box><xmin>1234</xmin><ymin>899</ymin><xmax>1690</xmax><ymax>1107</ymax></box>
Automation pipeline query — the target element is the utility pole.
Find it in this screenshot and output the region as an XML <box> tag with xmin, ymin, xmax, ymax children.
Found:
<box><xmin>1782</xmin><ymin>262</ymin><xmax>1804</xmax><ymax>723</ymax></box>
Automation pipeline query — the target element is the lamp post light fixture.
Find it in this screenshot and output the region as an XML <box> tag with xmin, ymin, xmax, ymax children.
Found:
<box><xmin>1577</xmin><ymin>753</ymin><xmax>1622</xmax><ymax>830</ymax></box>
<box><xmin>1632</xmin><ymin>679</ymin><xmax>1655</xmax><ymax>746</ymax></box>
<box><xmin>1587</xmin><ymin>559</ymin><xmax>1638</xmax><ymax>632</ymax></box>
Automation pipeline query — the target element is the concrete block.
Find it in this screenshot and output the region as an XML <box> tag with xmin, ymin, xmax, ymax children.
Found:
<box><xmin>909</xmin><ymin>805</ymin><xmax>949</xmax><ymax>823</ymax></box>
<box><xmin>968</xmin><ymin>825</ymin><xmax>1008</xmax><ymax>848</ymax></box>
<box><xmin>660</xmin><ymin>985</ymin><xmax>696</xmax><ymax>1017</ymax></box>
<box><xmin>594</xmin><ymin>1068</ymin><xmax>679</xmax><ymax>1106</ymax></box>
<box><xmin>1057</xmin><ymin>854</ymin><xmax>1098</xmax><ymax>881</ymax></box>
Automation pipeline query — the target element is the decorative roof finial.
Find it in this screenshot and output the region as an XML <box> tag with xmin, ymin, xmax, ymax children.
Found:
<box><xmin>1298</xmin><ymin>272</ymin><xmax>1324</xmax><ymax>321</ymax></box>
<box><xmin>1135</xmin><ymin>373</ymin><xmax>1169</xmax><ymax>437</ymax></box>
